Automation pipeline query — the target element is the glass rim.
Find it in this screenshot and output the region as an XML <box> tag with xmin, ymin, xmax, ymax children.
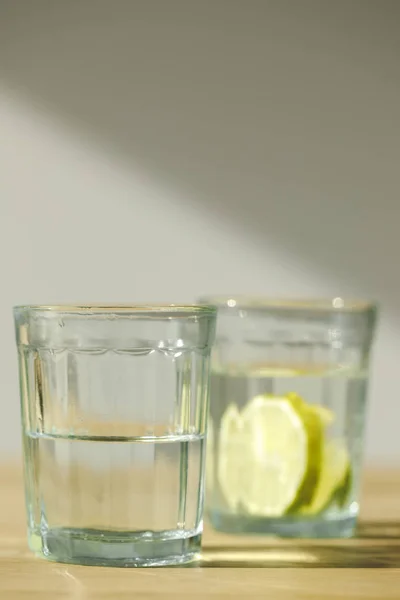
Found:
<box><xmin>198</xmin><ymin>296</ymin><xmax>378</xmax><ymax>313</ymax></box>
<box><xmin>13</xmin><ymin>304</ymin><xmax>217</xmax><ymax>317</ymax></box>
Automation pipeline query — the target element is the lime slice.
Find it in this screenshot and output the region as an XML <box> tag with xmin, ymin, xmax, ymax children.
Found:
<box><xmin>218</xmin><ymin>404</ymin><xmax>243</xmax><ymax>512</ymax></box>
<box><xmin>302</xmin><ymin>437</ymin><xmax>350</xmax><ymax>515</ymax></box>
<box><xmin>312</xmin><ymin>405</ymin><xmax>335</xmax><ymax>428</ymax></box>
<box><xmin>335</xmin><ymin>462</ymin><xmax>352</xmax><ymax>508</ymax></box>
<box><xmin>239</xmin><ymin>393</ymin><xmax>323</xmax><ymax>517</ymax></box>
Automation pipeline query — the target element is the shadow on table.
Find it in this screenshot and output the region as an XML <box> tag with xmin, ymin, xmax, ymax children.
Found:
<box><xmin>357</xmin><ymin>521</ymin><xmax>400</xmax><ymax>540</ymax></box>
<box><xmin>196</xmin><ymin>522</ymin><xmax>400</xmax><ymax>568</ymax></box>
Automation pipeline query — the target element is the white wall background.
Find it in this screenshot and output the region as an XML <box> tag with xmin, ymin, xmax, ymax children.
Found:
<box><xmin>0</xmin><ymin>0</ymin><xmax>399</xmax><ymax>463</ymax></box>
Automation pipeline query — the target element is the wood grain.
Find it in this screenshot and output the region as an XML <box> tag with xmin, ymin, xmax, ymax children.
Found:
<box><xmin>1</xmin><ymin>464</ymin><xmax>400</xmax><ymax>599</ymax></box>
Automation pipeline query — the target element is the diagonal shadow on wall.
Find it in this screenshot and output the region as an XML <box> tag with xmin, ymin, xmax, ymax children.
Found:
<box><xmin>1</xmin><ymin>1</ymin><xmax>400</xmax><ymax>315</ymax></box>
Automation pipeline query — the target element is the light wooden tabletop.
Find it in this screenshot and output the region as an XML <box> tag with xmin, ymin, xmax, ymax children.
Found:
<box><xmin>1</xmin><ymin>463</ymin><xmax>399</xmax><ymax>599</ymax></box>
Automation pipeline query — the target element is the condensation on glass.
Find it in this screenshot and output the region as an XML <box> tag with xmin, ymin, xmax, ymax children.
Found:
<box><xmin>14</xmin><ymin>304</ymin><xmax>216</xmax><ymax>567</ymax></box>
<box><xmin>199</xmin><ymin>297</ymin><xmax>377</xmax><ymax>539</ymax></box>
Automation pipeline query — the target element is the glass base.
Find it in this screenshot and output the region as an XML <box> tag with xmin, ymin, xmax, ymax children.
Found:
<box><xmin>29</xmin><ymin>527</ymin><xmax>201</xmax><ymax>567</ymax></box>
<box><xmin>209</xmin><ymin>511</ymin><xmax>357</xmax><ymax>539</ymax></box>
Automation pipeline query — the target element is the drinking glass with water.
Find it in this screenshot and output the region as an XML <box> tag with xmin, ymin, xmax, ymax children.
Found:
<box><xmin>14</xmin><ymin>304</ymin><xmax>216</xmax><ymax>566</ymax></box>
<box><xmin>199</xmin><ymin>297</ymin><xmax>377</xmax><ymax>538</ymax></box>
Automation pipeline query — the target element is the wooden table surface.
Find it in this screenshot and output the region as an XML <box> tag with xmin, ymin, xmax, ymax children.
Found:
<box><xmin>1</xmin><ymin>464</ymin><xmax>400</xmax><ymax>599</ymax></box>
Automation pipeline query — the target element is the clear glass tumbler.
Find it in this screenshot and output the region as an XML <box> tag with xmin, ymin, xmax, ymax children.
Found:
<box><xmin>199</xmin><ymin>297</ymin><xmax>377</xmax><ymax>538</ymax></box>
<box><xmin>14</xmin><ymin>304</ymin><xmax>216</xmax><ymax>566</ymax></box>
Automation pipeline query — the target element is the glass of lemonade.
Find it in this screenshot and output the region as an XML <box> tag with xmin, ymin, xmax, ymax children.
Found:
<box><xmin>199</xmin><ymin>297</ymin><xmax>377</xmax><ymax>538</ymax></box>
<box><xmin>14</xmin><ymin>304</ymin><xmax>216</xmax><ymax>566</ymax></box>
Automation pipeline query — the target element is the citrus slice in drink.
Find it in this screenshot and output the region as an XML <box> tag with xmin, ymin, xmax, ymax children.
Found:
<box><xmin>217</xmin><ymin>403</ymin><xmax>243</xmax><ymax>512</ymax></box>
<box><xmin>239</xmin><ymin>393</ymin><xmax>323</xmax><ymax>517</ymax></box>
<box><xmin>313</xmin><ymin>404</ymin><xmax>335</xmax><ymax>428</ymax></box>
<box><xmin>336</xmin><ymin>463</ymin><xmax>352</xmax><ymax>508</ymax></box>
<box><xmin>302</xmin><ymin>437</ymin><xmax>350</xmax><ymax>515</ymax></box>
